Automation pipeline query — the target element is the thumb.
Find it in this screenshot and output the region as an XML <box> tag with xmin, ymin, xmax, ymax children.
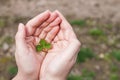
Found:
<box><xmin>15</xmin><ymin>23</ymin><xmax>27</xmax><ymax>50</ymax></box>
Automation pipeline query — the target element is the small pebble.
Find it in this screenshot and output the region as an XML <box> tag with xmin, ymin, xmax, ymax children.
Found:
<box><xmin>2</xmin><ymin>43</ymin><xmax>9</xmax><ymax>51</ymax></box>
<box><xmin>99</xmin><ymin>53</ymin><xmax>104</xmax><ymax>59</ymax></box>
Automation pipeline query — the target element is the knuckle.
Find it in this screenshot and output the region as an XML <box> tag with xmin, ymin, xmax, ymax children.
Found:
<box><xmin>46</xmin><ymin>20</ymin><xmax>50</xmax><ymax>24</ymax></box>
<box><xmin>58</xmin><ymin>17</ymin><xmax>62</xmax><ymax>22</ymax></box>
<box><xmin>41</xmin><ymin>21</ymin><xmax>50</xmax><ymax>28</ymax></box>
<box><xmin>43</xmin><ymin>29</ymin><xmax>49</xmax><ymax>33</ymax></box>
<box><xmin>56</xmin><ymin>18</ymin><xmax>61</xmax><ymax>23</ymax></box>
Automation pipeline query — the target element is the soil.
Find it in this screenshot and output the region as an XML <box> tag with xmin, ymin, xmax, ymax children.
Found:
<box><xmin>0</xmin><ymin>0</ymin><xmax>120</xmax><ymax>80</ymax></box>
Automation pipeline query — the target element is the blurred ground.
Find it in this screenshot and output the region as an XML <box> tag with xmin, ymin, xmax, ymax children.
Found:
<box><xmin>0</xmin><ymin>0</ymin><xmax>120</xmax><ymax>80</ymax></box>
<box><xmin>1</xmin><ymin>0</ymin><xmax>120</xmax><ymax>23</ymax></box>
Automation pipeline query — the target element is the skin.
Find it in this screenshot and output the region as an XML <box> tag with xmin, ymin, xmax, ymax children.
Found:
<box><xmin>12</xmin><ymin>10</ymin><xmax>81</xmax><ymax>80</ymax></box>
<box><xmin>40</xmin><ymin>11</ymin><xmax>81</xmax><ymax>80</ymax></box>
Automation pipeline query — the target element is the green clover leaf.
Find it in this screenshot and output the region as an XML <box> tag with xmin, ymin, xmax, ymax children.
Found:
<box><xmin>39</xmin><ymin>39</ymin><xmax>47</xmax><ymax>46</ymax></box>
<box><xmin>44</xmin><ymin>43</ymin><xmax>51</xmax><ymax>49</ymax></box>
<box><xmin>36</xmin><ymin>39</ymin><xmax>52</xmax><ymax>52</ymax></box>
<box><xmin>36</xmin><ymin>45</ymin><xmax>42</xmax><ymax>52</ymax></box>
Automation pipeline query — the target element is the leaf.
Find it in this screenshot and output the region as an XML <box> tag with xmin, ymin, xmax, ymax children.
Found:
<box><xmin>8</xmin><ymin>66</ymin><xmax>18</xmax><ymax>75</ymax></box>
<box><xmin>110</xmin><ymin>50</ymin><xmax>120</xmax><ymax>61</ymax></box>
<box><xmin>36</xmin><ymin>45</ymin><xmax>42</xmax><ymax>52</ymax></box>
<box><xmin>36</xmin><ymin>39</ymin><xmax>52</xmax><ymax>52</ymax></box>
<box><xmin>77</xmin><ymin>48</ymin><xmax>94</xmax><ymax>63</ymax></box>
<box><xmin>44</xmin><ymin>43</ymin><xmax>51</xmax><ymax>49</ymax></box>
<box><xmin>39</xmin><ymin>39</ymin><xmax>47</xmax><ymax>46</ymax></box>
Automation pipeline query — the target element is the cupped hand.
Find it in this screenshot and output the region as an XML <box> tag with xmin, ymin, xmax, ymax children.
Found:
<box><xmin>40</xmin><ymin>11</ymin><xmax>81</xmax><ymax>80</ymax></box>
<box><xmin>13</xmin><ymin>10</ymin><xmax>61</xmax><ymax>80</ymax></box>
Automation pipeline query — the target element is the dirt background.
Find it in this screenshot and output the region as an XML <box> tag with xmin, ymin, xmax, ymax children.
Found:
<box><xmin>1</xmin><ymin>0</ymin><xmax>120</xmax><ymax>23</ymax></box>
<box><xmin>0</xmin><ymin>0</ymin><xmax>120</xmax><ymax>80</ymax></box>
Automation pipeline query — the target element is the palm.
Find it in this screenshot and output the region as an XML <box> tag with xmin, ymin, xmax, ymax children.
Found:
<box><xmin>20</xmin><ymin>11</ymin><xmax>80</xmax><ymax>80</ymax></box>
<box><xmin>15</xmin><ymin>24</ymin><xmax>45</xmax><ymax>80</ymax></box>
<box><xmin>23</xmin><ymin>10</ymin><xmax>60</xmax><ymax>67</ymax></box>
<box><xmin>15</xmin><ymin>11</ymin><xmax>80</xmax><ymax>80</ymax></box>
<box><xmin>20</xmin><ymin>10</ymin><xmax>62</xmax><ymax>77</ymax></box>
<box><xmin>40</xmin><ymin>11</ymin><xmax>80</xmax><ymax>79</ymax></box>
<box><xmin>25</xmin><ymin>36</ymin><xmax>45</xmax><ymax>65</ymax></box>
<box><xmin>40</xmin><ymin>39</ymin><xmax>69</xmax><ymax>75</ymax></box>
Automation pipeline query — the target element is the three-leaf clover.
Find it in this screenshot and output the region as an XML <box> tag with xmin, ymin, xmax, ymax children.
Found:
<box><xmin>36</xmin><ymin>39</ymin><xmax>52</xmax><ymax>52</ymax></box>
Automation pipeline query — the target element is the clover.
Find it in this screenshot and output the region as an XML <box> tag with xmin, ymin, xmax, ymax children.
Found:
<box><xmin>36</xmin><ymin>39</ymin><xmax>52</xmax><ymax>52</ymax></box>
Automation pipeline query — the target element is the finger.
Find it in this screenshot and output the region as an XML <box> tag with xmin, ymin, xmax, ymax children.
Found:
<box><xmin>34</xmin><ymin>36</ymin><xmax>41</xmax><ymax>45</ymax></box>
<box><xmin>56</xmin><ymin>10</ymin><xmax>77</xmax><ymax>40</ymax></box>
<box><xmin>15</xmin><ymin>23</ymin><xmax>27</xmax><ymax>51</ymax></box>
<box><xmin>45</xmin><ymin>26</ymin><xmax>60</xmax><ymax>43</ymax></box>
<box><xmin>34</xmin><ymin>11</ymin><xmax>58</xmax><ymax>36</ymax></box>
<box><xmin>56</xmin><ymin>29</ymin><xmax>64</xmax><ymax>41</ymax></box>
<box><xmin>39</xmin><ymin>17</ymin><xmax>61</xmax><ymax>39</ymax></box>
<box><xmin>26</xmin><ymin>10</ymin><xmax>51</xmax><ymax>36</ymax></box>
<box><xmin>56</xmin><ymin>10</ymin><xmax>72</xmax><ymax>30</ymax></box>
<box><xmin>53</xmin><ymin>36</ymin><xmax>59</xmax><ymax>42</ymax></box>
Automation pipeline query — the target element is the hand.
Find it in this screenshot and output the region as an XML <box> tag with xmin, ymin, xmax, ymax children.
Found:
<box><xmin>13</xmin><ymin>10</ymin><xmax>61</xmax><ymax>80</ymax></box>
<box><xmin>40</xmin><ymin>11</ymin><xmax>81</xmax><ymax>80</ymax></box>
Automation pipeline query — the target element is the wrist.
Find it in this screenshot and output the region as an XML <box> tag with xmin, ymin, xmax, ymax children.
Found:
<box><xmin>12</xmin><ymin>73</ymin><xmax>27</xmax><ymax>80</ymax></box>
<box><xmin>40</xmin><ymin>75</ymin><xmax>66</xmax><ymax>80</ymax></box>
<box><xmin>12</xmin><ymin>72</ymin><xmax>38</xmax><ymax>80</ymax></box>
<box><xmin>41</xmin><ymin>77</ymin><xmax>65</xmax><ymax>80</ymax></box>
